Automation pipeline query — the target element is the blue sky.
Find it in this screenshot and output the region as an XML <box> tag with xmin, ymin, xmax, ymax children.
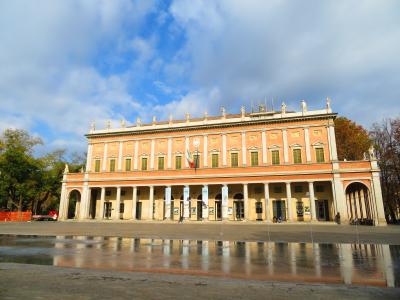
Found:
<box><xmin>0</xmin><ymin>0</ymin><xmax>399</xmax><ymax>156</ymax></box>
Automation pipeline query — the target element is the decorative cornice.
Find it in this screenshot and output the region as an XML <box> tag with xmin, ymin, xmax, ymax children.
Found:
<box><xmin>86</xmin><ymin>113</ymin><xmax>337</xmax><ymax>139</ymax></box>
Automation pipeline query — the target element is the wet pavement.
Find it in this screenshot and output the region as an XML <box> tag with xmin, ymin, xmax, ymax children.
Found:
<box><xmin>0</xmin><ymin>235</ymin><xmax>399</xmax><ymax>288</ymax></box>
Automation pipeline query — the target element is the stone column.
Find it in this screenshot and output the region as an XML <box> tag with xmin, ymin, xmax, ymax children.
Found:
<box><xmin>148</xmin><ymin>186</ymin><xmax>154</xmax><ymax>220</ymax></box>
<box><xmin>328</xmin><ymin>125</ymin><xmax>338</xmax><ymax>161</ymax></box>
<box><xmin>286</xmin><ymin>182</ymin><xmax>292</xmax><ymax>221</ymax></box>
<box><xmin>167</xmin><ymin>138</ymin><xmax>172</xmax><ymax>169</ymax></box>
<box><xmin>132</xmin><ymin>186</ymin><xmax>137</xmax><ymax>220</ymax></box>
<box><xmin>183</xmin><ymin>185</ymin><xmax>190</xmax><ymax>220</ymax></box>
<box><xmin>371</xmin><ymin>172</ymin><xmax>387</xmax><ymax>225</ymax></box>
<box><xmin>203</xmin><ymin>135</ymin><xmax>208</xmax><ymax>167</ymax></box>
<box><xmin>243</xmin><ymin>184</ymin><xmax>249</xmax><ymax>220</ymax></box>
<box><xmin>241</xmin><ymin>132</ymin><xmax>247</xmax><ymax>166</ymax></box>
<box><xmin>164</xmin><ymin>186</ymin><xmax>171</xmax><ymax>220</ymax></box>
<box><xmin>114</xmin><ymin>186</ymin><xmax>121</xmax><ymax>220</ymax></box>
<box><xmin>309</xmin><ymin>182</ymin><xmax>317</xmax><ymax>221</ymax></box>
<box><xmin>102</xmin><ymin>143</ymin><xmax>108</xmax><ymax>171</ymax></box>
<box><xmin>264</xmin><ymin>183</ymin><xmax>270</xmax><ymax>222</ymax></box>
<box><xmin>80</xmin><ymin>184</ymin><xmax>90</xmax><ymax>220</ymax></box>
<box><xmin>221</xmin><ymin>184</ymin><xmax>228</xmax><ymax>220</ymax></box>
<box><xmin>99</xmin><ymin>187</ymin><xmax>105</xmax><ymax>219</ymax></box>
<box><xmin>222</xmin><ymin>134</ymin><xmax>227</xmax><ymax>166</ymax></box>
<box><xmin>202</xmin><ymin>185</ymin><xmax>209</xmax><ymax>220</ymax></box>
<box><xmin>133</xmin><ymin>141</ymin><xmax>139</xmax><ymax>170</ymax></box>
<box><xmin>332</xmin><ymin>175</ymin><xmax>348</xmax><ymax>223</ymax></box>
<box><xmin>304</xmin><ymin>127</ymin><xmax>311</xmax><ymax>162</ymax></box>
<box><xmin>85</xmin><ymin>144</ymin><xmax>93</xmax><ymax>172</ymax></box>
<box><xmin>59</xmin><ymin>182</ymin><xmax>67</xmax><ymax>220</ymax></box>
<box><xmin>262</xmin><ymin>130</ymin><xmax>267</xmax><ymax>164</ymax></box>
<box><xmin>150</xmin><ymin>139</ymin><xmax>155</xmax><ymax>170</ymax></box>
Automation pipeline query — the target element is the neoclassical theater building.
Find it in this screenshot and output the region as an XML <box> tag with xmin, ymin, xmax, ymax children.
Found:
<box><xmin>59</xmin><ymin>99</ymin><xmax>386</xmax><ymax>225</ymax></box>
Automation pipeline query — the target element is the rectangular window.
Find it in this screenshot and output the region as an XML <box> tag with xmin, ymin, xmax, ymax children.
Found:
<box><xmin>105</xmin><ymin>190</ymin><xmax>111</xmax><ymax>196</ymax></box>
<box><xmin>273</xmin><ymin>186</ymin><xmax>283</xmax><ymax>193</ymax></box>
<box><xmin>231</xmin><ymin>152</ymin><xmax>238</xmax><ymax>167</ymax></box>
<box><xmin>293</xmin><ymin>149</ymin><xmax>302</xmax><ymax>164</ymax></box>
<box><xmin>316</xmin><ymin>148</ymin><xmax>325</xmax><ymax>163</ymax></box>
<box><xmin>193</xmin><ymin>154</ymin><xmax>200</xmax><ymax>168</ymax></box>
<box><xmin>158</xmin><ymin>157</ymin><xmax>165</xmax><ymax>170</ymax></box>
<box><xmin>251</xmin><ymin>152</ymin><xmax>259</xmax><ymax>166</ymax></box>
<box><xmin>271</xmin><ymin>150</ymin><xmax>280</xmax><ymax>165</ymax></box>
<box><xmin>212</xmin><ymin>153</ymin><xmax>219</xmax><ymax>168</ymax></box>
<box><xmin>175</xmin><ymin>156</ymin><xmax>182</xmax><ymax>169</ymax></box>
<box><xmin>109</xmin><ymin>159</ymin><xmax>116</xmax><ymax>172</ymax></box>
<box><xmin>125</xmin><ymin>158</ymin><xmax>131</xmax><ymax>171</ymax></box>
<box><xmin>94</xmin><ymin>159</ymin><xmax>100</xmax><ymax>172</ymax></box>
<box><xmin>141</xmin><ymin>157</ymin><xmax>148</xmax><ymax>171</ymax></box>
<box><xmin>316</xmin><ymin>185</ymin><xmax>325</xmax><ymax>193</ymax></box>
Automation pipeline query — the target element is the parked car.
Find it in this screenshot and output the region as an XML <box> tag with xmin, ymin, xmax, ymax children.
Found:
<box><xmin>32</xmin><ymin>210</ymin><xmax>58</xmax><ymax>221</ymax></box>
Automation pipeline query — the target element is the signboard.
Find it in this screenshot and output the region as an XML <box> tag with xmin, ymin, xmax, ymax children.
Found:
<box><xmin>165</xmin><ymin>187</ymin><xmax>171</xmax><ymax>218</ymax></box>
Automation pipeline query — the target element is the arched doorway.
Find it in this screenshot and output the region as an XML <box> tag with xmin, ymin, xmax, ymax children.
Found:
<box><xmin>215</xmin><ymin>193</ymin><xmax>222</xmax><ymax>220</ymax></box>
<box><xmin>233</xmin><ymin>193</ymin><xmax>244</xmax><ymax>220</ymax></box>
<box><xmin>67</xmin><ymin>190</ymin><xmax>81</xmax><ymax>219</ymax></box>
<box><xmin>345</xmin><ymin>182</ymin><xmax>374</xmax><ymax>225</ymax></box>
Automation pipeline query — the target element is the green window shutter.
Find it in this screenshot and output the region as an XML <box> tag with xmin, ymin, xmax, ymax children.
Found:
<box><xmin>158</xmin><ymin>157</ymin><xmax>164</xmax><ymax>170</ymax></box>
<box><xmin>125</xmin><ymin>158</ymin><xmax>131</xmax><ymax>171</ymax></box>
<box><xmin>212</xmin><ymin>154</ymin><xmax>219</xmax><ymax>168</ymax></box>
<box><xmin>95</xmin><ymin>160</ymin><xmax>100</xmax><ymax>172</ymax></box>
<box><xmin>110</xmin><ymin>159</ymin><xmax>115</xmax><ymax>172</ymax></box>
<box><xmin>251</xmin><ymin>152</ymin><xmax>258</xmax><ymax>166</ymax></box>
<box><xmin>231</xmin><ymin>153</ymin><xmax>238</xmax><ymax>167</ymax></box>
<box><xmin>141</xmin><ymin>157</ymin><xmax>147</xmax><ymax>170</ymax></box>
<box><xmin>175</xmin><ymin>156</ymin><xmax>182</xmax><ymax>169</ymax></box>
<box><xmin>272</xmin><ymin>150</ymin><xmax>280</xmax><ymax>165</ymax></box>
<box><xmin>293</xmin><ymin>149</ymin><xmax>302</xmax><ymax>164</ymax></box>
<box><xmin>316</xmin><ymin>148</ymin><xmax>325</xmax><ymax>162</ymax></box>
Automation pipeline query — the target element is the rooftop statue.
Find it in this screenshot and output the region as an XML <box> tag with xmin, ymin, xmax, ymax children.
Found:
<box><xmin>136</xmin><ymin>117</ymin><xmax>142</xmax><ymax>127</ymax></box>
<box><xmin>281</xmin><ymin>102</ymin><xmax>287</xmax><ymax>114</ymax></box>
<box><xmin>63</xmin><ymin>164</ymin><xmax>69</xmax><ymax>174</ymax></box>
<box><xmin>301</xmin><ymin>100</ymin><xmax>307</xmax><ymax>113</ymax></box>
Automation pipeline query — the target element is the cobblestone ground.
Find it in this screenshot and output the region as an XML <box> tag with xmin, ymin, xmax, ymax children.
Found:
<box><xmin>1</xmin><ymin>263</ymin><xmax>399</xmax><ymax>300</ymax></box>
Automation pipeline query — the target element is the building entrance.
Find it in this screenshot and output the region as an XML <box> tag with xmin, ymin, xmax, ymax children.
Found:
<box><xmin>273</xmin><ymin>200</ymin><xmax>286</xmax><ymax>221</ymax></box>
<box><xmin>197</xmin><ymin>201</ymin><xmax>203</xmax><ymax>220</ymax></box>
<box><xmin>104</xmin><ymin>202</ymin><xmax>112</xmax><ymax>219</ymax></box>
<box><xmin>136</xmin><ymin>202</ymin><xmax>142</xmax><ymax>220</ymax></box>
<box><xmin>316</xmin><ymin>200</ymin><xmax>329</xmax><ymax>221</ymax></box>
<box><xmin>234</xmin><ymin>201</ymin><xmax>244</xmax><ymax>220</ymax></box>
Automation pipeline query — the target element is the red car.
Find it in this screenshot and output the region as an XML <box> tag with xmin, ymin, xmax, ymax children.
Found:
<box><xmin>32</xmin><ymin>210</ymin><xmax>58</xmax><ymax>221</ymax></box>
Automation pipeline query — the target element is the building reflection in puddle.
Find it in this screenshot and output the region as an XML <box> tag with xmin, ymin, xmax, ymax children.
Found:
<box><xmin>12</xmin><ymin>236</ymin><xmax>396</xmax><ymax>287</ymax></box>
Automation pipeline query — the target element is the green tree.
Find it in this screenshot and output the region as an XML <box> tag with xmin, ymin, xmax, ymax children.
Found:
<box><xmin>0</xmin><ymin>129</ymin><xmax>42</xmax><ymax>211</ymax></box>
<box><xmin>334</xmin><ymin>117</ymin><xmax>371</xmax><ymax>161</ymax></box>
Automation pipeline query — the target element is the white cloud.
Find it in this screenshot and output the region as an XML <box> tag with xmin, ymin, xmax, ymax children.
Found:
<box><xmin>167</xmin><ymin>0</ymin><xmax>400</xmax><ymax>126</ymax></box>
<box><xmin>0</xmin><ymin>0</ymin><xmax>155</xmax><ymax>153</ymax></box>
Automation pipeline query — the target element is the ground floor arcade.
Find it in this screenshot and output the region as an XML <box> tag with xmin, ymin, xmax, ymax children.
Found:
<box><xmin>59</xmin><ymin>179</ymin><xmax>384</xmax><ymax>224</ymax></box>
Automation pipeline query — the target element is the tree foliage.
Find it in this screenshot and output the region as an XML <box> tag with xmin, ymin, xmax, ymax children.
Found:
<box><xmin>334</xmin><ymin>117</ymin><xmax>371</xmax><ymax>161</ymax></box>
<box><xmin>0</xmin><ymin>128</ymin><xmax>84</xmax><ymax>213</ymax></box>
<box><xmin>370</xmin><ymin>118</ymin><xmax>400</xmax><ymax>222</ymax></box>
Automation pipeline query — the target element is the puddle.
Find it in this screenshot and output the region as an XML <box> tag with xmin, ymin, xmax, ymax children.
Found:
<box><xmin>0</xmin><ymin>235</ymin><xmax>398</xmax><ymax>287</ymax></box>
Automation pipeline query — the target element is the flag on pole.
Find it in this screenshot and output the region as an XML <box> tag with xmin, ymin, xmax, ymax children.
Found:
<box><xmin>186</xmin><ymin>149</ymin><xmax>195</xmax><ymax>168</ymax></box>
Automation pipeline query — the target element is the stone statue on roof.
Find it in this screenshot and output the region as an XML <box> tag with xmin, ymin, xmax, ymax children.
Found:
<box><xmin>63</xmin><ymin>164</ymin><xmax>69</xmax><ymax>174</ymax></box>
<box><xmin>240</xmin><ymin>106</ymin><xmax>245</xmax><ymax>117</ymax></box>
<box><xmin>120</xmin><ymin>119</ymin><xmax>126</xmax><ymax>128</ymax></box>
<box><xmin>281</xmin><ymin>102</ymin><xmax>286</xmax><ymax>114</ymax></box>
<box><xmin>90</xmin><ymin>122</ymin><xmax>96</xmax><ymax>132</ymax></box>
<box><xmin>301</xmin><ymin>100</ymin><xmax>307</xmax><ymax>113</ymax></box>
<box><xmin>136</xmin><ymin>117</ymin><xmax>141</xmax><ymax>127</ymax></box>
<box><xmin>106</xmin><ymin>120</ymin><xmax>111</xmax><ymax>129</ymax></box>
<box><xmin>326</xmin><ymin>97</ymin><xmax>331</xmax><ymax>111</ymax></box>
<box><xmin>221</xmin><ymin>106</ymin><xmax>226</xmax><ymax>118</ymax></box>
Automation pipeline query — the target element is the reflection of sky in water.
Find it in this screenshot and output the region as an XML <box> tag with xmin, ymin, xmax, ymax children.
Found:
<box><xmin>0</xmin><ymin>235</ymin><xmax>398</xmax><ymax>287</ymax></box>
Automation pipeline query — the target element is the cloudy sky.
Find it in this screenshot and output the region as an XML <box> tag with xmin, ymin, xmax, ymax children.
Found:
<box><xmin>1</xmin><ymin>0</ymin><xmax>399</xmax><ymax>155</ymax></box>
